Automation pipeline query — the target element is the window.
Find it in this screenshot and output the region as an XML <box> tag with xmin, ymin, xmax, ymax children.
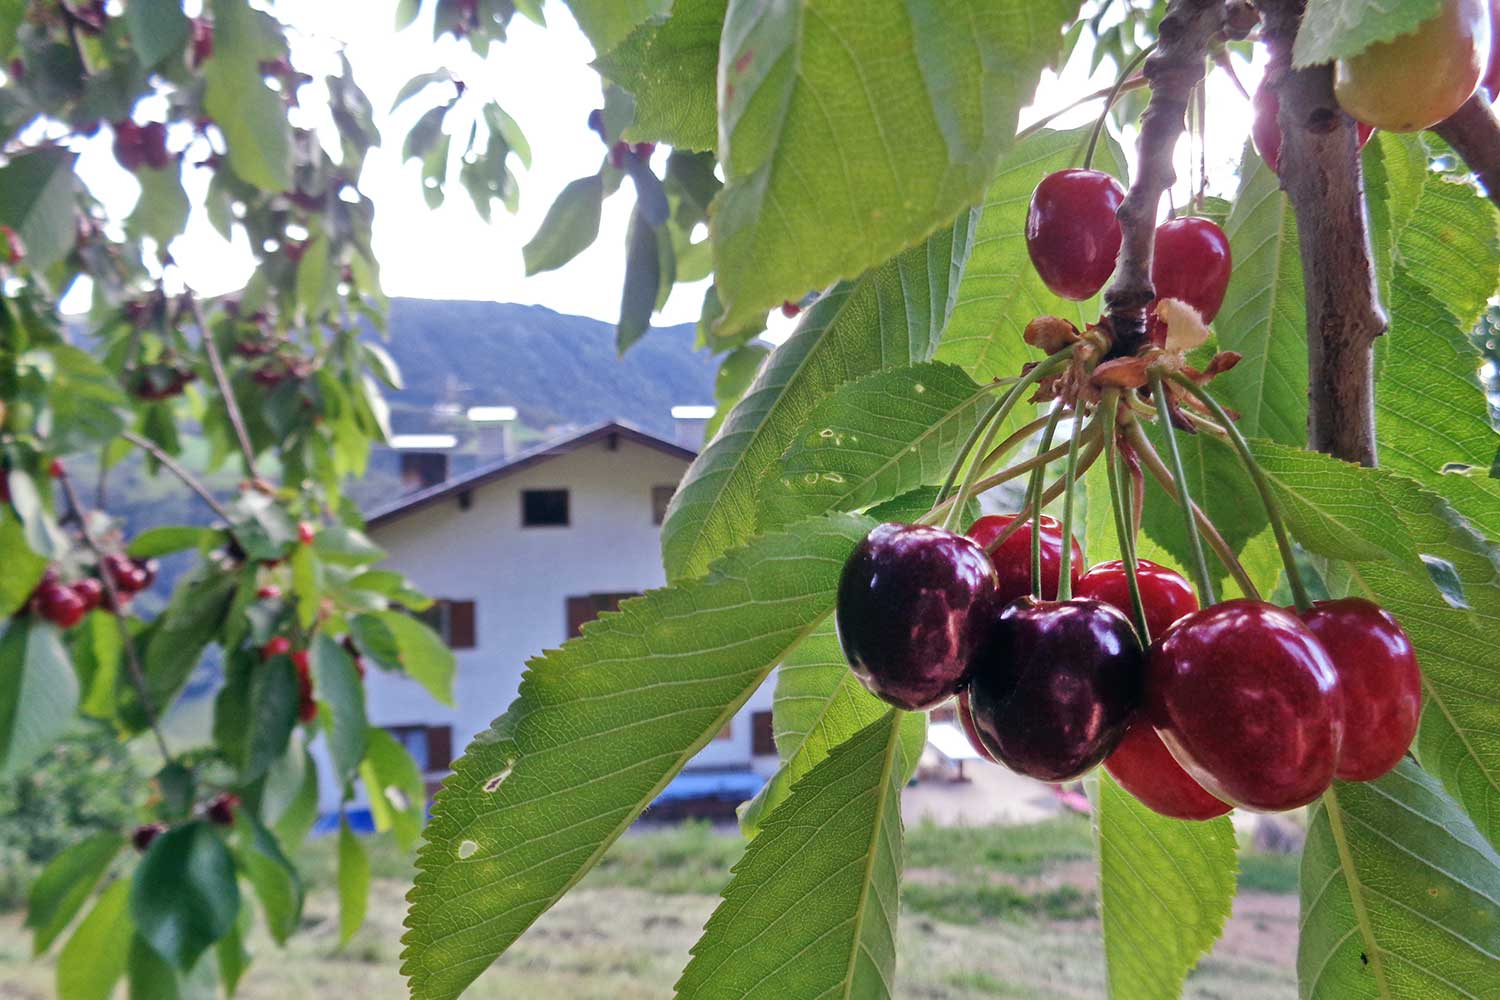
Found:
<box><xmin>417</xmin><ymin>599</ymin><xmax>477</xmax><ymax>649</ymax></box>
<box><xmin>751</xmin><ymin>711</ymin><xmax>776</xmax><ymax>756</ymax></box>
<box><xmin>386</xmin><ymin>725</ymin><xmax>453</xmax><ymax>772</ymax></box>
<box><xmin>522</xmin><ymin>488</ymin><xmax>569</xmax><ymax>527</ymax></box>
<box><xmin>566</xmin><ymin>592</ymin><xmax>640</xmax><ymax>638</ymax></box>
<box><xmin>651</xmin><ymin>485</ymin><xmax>675</xmax><ymax>525</ymax></box>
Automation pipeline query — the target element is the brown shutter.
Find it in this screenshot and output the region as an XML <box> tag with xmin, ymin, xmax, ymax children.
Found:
<box><xmin>425</xmin><ymin>726</ymin><xmax>453</xmax><ymax>771</ymax></box>
<box><xmin>566</xmin><ymin>596</ymin><xmax>594</xmax><ymax>638</ymax></box>
<box><xmin>751</xmin><ymin>711</ymin><xmax>776</xmax><ymax>756</ymax></box>
<box><xmin>448</xmin><ymin>600</ymin><xmax>477</xmax><ymax>649</ymax></box>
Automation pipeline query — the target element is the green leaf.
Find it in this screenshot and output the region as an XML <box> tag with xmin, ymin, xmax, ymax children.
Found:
<box><xmin>0</xmin><ymin>147</ymin><xmax>78</xmax><ymax>271</ymax></box>
<box><xmin>127</xmin><ymin>933</ymin><xmax>181</xmax><ymax>1000</ymax></box>
<box><xmin>617</xmin><ymin>208</ymin><xmax>661</xmax><ymax>353</ymax></box>
<box><xmin>130</xmin><ymin>822</ymin><xmax>241</xmax><ymax>970</ymax></box>
<box><xmin>234</xmin><ymin>812</ymin><xmax>303</xmax><ymax>945</ymax></box>
<box><xmin>359</xmin><ymin>726</ymin><xmax>426</xmax><ymax>851</ymax></box>
<box><xmin>0</xmin><ymin>508</ymin><xmax>47</xmax><ymax>617</ymax></box>
<box><xmin>1294</xmin><ymin>0</ymin><xmax>1443</xmax><ymax>68</ymax></box>
<box><xmin>1298</xmin><ymin>761</ymin><xmax>1500</xmax><ymax>997</ymax></box>
<box><xmin>121</xmin><ymin>565</ymin><xmax>237</xmax><ymax>734</ymax></box>
<box><xmin>338</xmin><ymin>819</ymin><xmax>370</xmax><ymax>946</ymax></box>
<box><xmin>126</xmin><ymin>163</ymin><xmax>190</xmax><ymax>247</ymax></box>
<box><xmin>933</xmin><ymin>126</ymin><xmax>1127</xmax><ymax>419</ymax></box>
<box><xmin>126</xmin><ymin>525</ymin><xmax>224</xmax><ymax>558</ymax></box>
<box><xmin>521</xmin><ymin>174</ymin><xmax>604</xmax><ymax>275</ymax></box>
<box><xmin>1214</xmin><ymin>145</ymin><xmax>1307</xmax><ymax>445</ymax></box>
<box><xmin>295</xmin><ymin>233</ymin><xmax>333</xmax><ymax>316</ymax></box>
<box><xmin>216</xmin><ymin>909</ymin><xmax>251</xmax><ymax>996</ymax></box>
<box><xmin>270</xmin><ymin>743</ymin><xmax>320</xmax><ymax>849</ymax></box>
<box><xmin>401</xmin><ymin>513</ymin><xmax>873</xmax><ymax>1000</ymax></box>
<box><xmin>1361</xmin><ymin>132</ymin><xmax>1429</xmax><ymax>296</ymax></box>
<box><xmin>38</xmin><ymin>345</ymin><xmax>132</xmax><ymax>453</ymax></box>
<box><xmin>0</xmin><ymin>0</ymin><xmax>22</xmax><ymax>58</ymax></box>
<box><xmin>215</xmin><ymin>651</ymin><xmax>300</xmax><ymax>783</ymax></box>
<box><xmin>27</xmin><ymin>832</ymin><xmax>126</xmax><ymax>955</ymax></box>
<box><xmin>311</xmin><ymin>633</ymin><xmax>368</xmax><ymax>784</ymax></box>
<box><xmin>290</xmin><ymin>541</ymin><xmax>320</xmax><ymax>629</ymax></box>
<box><xmin>738</xmin><ymin>620</ymin><xmax>925</xmax><ymax>836</ymax></box>
<box><xmin>758</xmin><ymin>362</ymin><xmax>991</xmax><ymax>532</ymax></box>
<box><xmin>1394</xmin><ymin>173</ymin><xmax>1500</xmax><ymax>329</ymax></box>
<box><xmin>678</xmin><ymin>710</ymin><xmax>913</xmax><ymax>998</ymax></box>
<box><xmin>204</xmin><ymin>0</ymin><xmax>294</xmax><ymax>192</ymax></box>
<box><xmin>710</xmin><ymin>0</ymin><xmax>1083</xmax><ymax>335</ymax></box>
<box><xmin>313</xmin><ymin>524</ymin><xmax>385</xmax><ymax>565</ymax></box>
<box><xmin>0</xmin><ymin>619</ymin><xmax>79</xmax><ymax>777</ymax></box>
<box><xmin>358</xmin><ymin>610</ymin><xmax>454</xmax><ymax>704</ymax></box>
<box><xmin>126</xmin><ymin>0</ymin><xmax>191</xmax><ymax>68</ymax></box>
<box><xmin>563</xmin><ymin>0</ymin><xmax>669</xmax><ymax>53</ymax></box>
<box><xmin>58</xmin><ymin>879</ymin><xmax>133</xmax><ymax>1000</ymax></box>
<box><xmin>1092</xmin><ymin>772</ymin><xmax>1237</xmax><ymax>999</ymax></box>
<box><xmin>594</xmin><ymin>0</ymin><xmax>723</xmax><ymax>151</ymax></box>
<box><xmin>663</xmin><ymin>216</ymin><xmax>975</xmax><ymax>582</ymax></box>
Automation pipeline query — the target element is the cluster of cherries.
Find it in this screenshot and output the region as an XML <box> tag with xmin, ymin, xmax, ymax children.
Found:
<box><xmin>836</xmin><ymin>515</ymin><xmax>1421</xmax><ymax>816</ymax></box>
<box><xmin>131</xmin><ymin>792</ymin><xmax>240</xmax><ymax>853</ymax></box>
<box><xmin>27</xmin><ymin>553</ymin><xmax>158</xmax><ymax>629</ymax></box>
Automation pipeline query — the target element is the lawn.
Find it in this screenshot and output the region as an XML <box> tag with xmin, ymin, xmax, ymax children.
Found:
<box><xmin>0</xmin><ymin>816</ymin><xmax>1299</xmax><ymax>998</ymax></box>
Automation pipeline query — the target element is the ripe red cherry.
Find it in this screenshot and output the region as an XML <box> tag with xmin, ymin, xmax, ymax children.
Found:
<box><xmin>257</xmin><ymin>585</ymin><xmax>282</xmax><ymax>600</ymax></box>
<box><xmin>1026</xmin><ymin>169</ymin><xmax>1125</xmax><ymax>301</ymax></box>
<box><xmin>298</xmin><ymin>521</ymin><xmax>316</xmax><ymax>544</ymax></box>
<box><xmin>967</xmin><ymin>514</ymin><xmax>1082</xmax><ymax>606</ymax></box>
<box><xmin>966</xmin><ymin>597</ymin><xmax>1144</xmax><ymax>781</ymax></box>
<box><xmin>262</xmin><ymin>635</ymin><xmax>292</xmax><ymax>659</ymax></box>
<box><xmin>103</xmin><ymin>553</ymin><xmax>152</xmax><ymax>594</ymax></box>
<box><xmin>1148</xmin><ymin>599</ymin><xmax>1343</xmax><ymax>811</ymax></box>
<box><xmin>1252</xmin><ymin>78</ymin><xmax>1373</xmax><ymax>174</ymax></box>
<box><xmin>293</xmin><ymin>652</ymin><xmax>317</xmax><ymax>721</ymax></box>
<box><xmin>131</xmin><ymin>823</ymin><xmax>166</xmax><ymax>852</ymax></box>
<box><xmin>780</xmin><ymin>300</ymin><xmax>801</xmax><ymax>318</ymax></box>
<box><xmin>206</xmin><ymin>793</ymin><xmax>239</xmax><ymax>826</ymax></box>
<box><xmin>836</xmin><ymin>523</ymin><xmax>999</xmax><ymax>711</ymax></box>
<box><xmin>72</xmin><ymin>578</ymin><xmax>103</xmax><ymax>613</ymax></box>
<box><xmin>1151</xmin><ymin>217</ymin><xmax>1232</xmax><ymax>331</ymax></box>
<box><xmin>1296</xmin><ymin>598</ymin><xmax>1421</xmax><ymax>781</ymax></box>
<box><xmin>1104</xmin><ymin>720</ymin><xmax>1230</xmax><ymax>820</ymax></box>
<box><xmin>34</xmin><ymin>578</ymin><xmax>87</xmax><ymax>629</ymax></box>
<box><xmin>1076</xmin><ymin>559</ymin><xmax>1198</xmax><ymax>641</ymax></box>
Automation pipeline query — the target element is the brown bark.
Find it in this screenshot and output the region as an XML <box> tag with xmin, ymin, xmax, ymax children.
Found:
<box><xmin>1258</xmin><ymin>0</ymin><xmax>1387</xmax><ymax>466</ymax></box>
<box><xmin>1104</xmin><ymin>0</ymin><xmax>1226</xmax><ymax>357</ymax></box>
<box><xmin>1434</xmin><ymin>93</ymin><xmax>1500</xmax><ymax>212</ymax></box>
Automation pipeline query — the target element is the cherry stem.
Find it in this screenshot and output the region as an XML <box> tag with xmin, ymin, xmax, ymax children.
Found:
<box><xmin>1169</xmin><ymin>372</ymin><xmax>1313</xmax><ymax>611</ymax></box>
<box><xmin>1123</xmin><ymin>417</ymin><xmax>1261</xmax><ymax>600</ymax></box>
<box><xmin>938</xmin><ymin>349</ymin><xmax>1073</xmax><ymax>532</ymax></box>
<box><xmin>1028</xmin><ymin>405</ymin><xmax>1067</xmax><ymax>596</ymax></box>
<box><xmin>1101</xmin><ymin>391</ymin><xmax>1150</xmax><ymax>640</ymax></box>
<box><xmin>1148</xmin><ymin>372</ymin><xmax>1216</xmax><ymax>606</ymax></box>
<box><xmin>921</xmin><ymin>437</ymin><xmax>1079</xmax><ymax>525</ymax></box>
<box><xmin>54</xmin><ymin>469</ymin><xmax>173</xmax><ymax>765</ymax></box>
<box><xmin>979</xmin><ymin>409</ymin><xmax>1073</xmax><ymax>470</ymax></box>
<box><xmin>1083</xmin><ymin>42</ymin><xmax>1157</xmax><ymax>170</ymax></box>
<box><xmin>982</xmin><ymin>431</ymin><xmax>1105</xmax><ymax>556</ymax></box>
<box><xmin>1055</xmin><ymin>405</ymin><xmax>1087</xmax><ymax>601</ymax></box>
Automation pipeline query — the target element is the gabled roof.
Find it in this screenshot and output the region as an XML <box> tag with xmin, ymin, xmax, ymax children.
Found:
<box><xmin>366</xmin><ymin>420</ymin><xmax>697</xmax><ymax>529</ymax></box>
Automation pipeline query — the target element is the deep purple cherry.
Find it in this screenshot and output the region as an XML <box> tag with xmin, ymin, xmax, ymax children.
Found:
<box><xmin>966</xmin><ymin>597</ymin><xmax>1144</xmax><ymax>781</ymax></box>
<box><xmin>835</xmin><ymin>523</ymin><xmax>998</xmax><ymax>711</ymax></box>
<box><xmin>1026</xmin><ymin>169</ymin><xmax>1125</xmax><ymax>301</ymax></box>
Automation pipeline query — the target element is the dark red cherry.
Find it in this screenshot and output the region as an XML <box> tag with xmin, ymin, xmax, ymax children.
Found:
<box><xmin>955</xmin><ymin>689</ymin><xmax>998</xmax><ymax>763</ymax></box>
<box><xmin>72</xmin><ymin>578</ymin><xmax>103</xmax><ymax>612</ymax></box>
<box><xmin>1025</xmin><ymin>169</ymin><xmax>1125</xmax><ymax>301</ymax></box>
<box><xmin>1252</xmin><ymin>78</ymin><xmax>1373</xmax><ymax>175</ymax></box>
<box><xmin>1148</xmin><ymin>599</ymin><xmax>1343</xmax><ymax>811</ymax></box>
<box><xmin>1296</xmin><ymin>598</ymin><xmax>1420</xmax><ymax>781</ymax></box>
<box><xmin>836</xmin><ymin>523</ymin><xmax>998</xmax><ymax>711</ymax></box>
<box><xmin>206</xmin><ymin>793</ymin><xmax>239</xmax><ymax>826</ymax></box>
<box><xmin>1104</xmin><ymin>719</ymin><xmax>1230</xmax><ymax>820</ymax></box>
<box><xmin>293</xmin><ymin>651</ymin><xmax>318</xmax><ymax>722</ymax></box>
<box><xmin>967</xmin><ymin>514</ymin><xmax>1082</xmax><ymax>606</ymax></box>
<box><xmin>966</xmin><ymin>597</ymin><xmax>1144</xmax><ymax>782</ymax></box>
<box><xmin>132</xmin><ymin>823</ymin><xmax>166</xmax><ymax>852</ymax></box>
<box><xmin>1151</xmin><ymin>217</ymin><xmax>1232</xmax><ymax>326</ymax></box>
<box><xmin>34</xmin><ymin>578</ymin><xmax>87</xmax><ymax>629</ymax></box>
<box><xmin>1076</xmin><ymin>559</ymin><xmax>1198</xmax><ymax>641</ymax></box>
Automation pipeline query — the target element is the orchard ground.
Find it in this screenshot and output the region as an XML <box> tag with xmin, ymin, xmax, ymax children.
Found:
<box><xmin>0</xmin><ymin>774</ymin><xmax>1302</xmax><ymax>998</ymax></box>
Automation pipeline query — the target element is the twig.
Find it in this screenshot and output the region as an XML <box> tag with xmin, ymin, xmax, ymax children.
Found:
<box><xmin>921</xmin><ymin>437</ymin><xmax>1083</xmax><ymax>525</ymax></box>
<box><xmin>1433</xmin><ymin>92</ymin><xmax>1500</xmax><ymax>213</ymax></box>
<box><xmin>54</xmin><ymin>470</ymin><xmax>172</xmax><ymax>764</ymax></box>
<box><xmin>1259</xmin><ymin>0</ymin><xmax>1386</xmax><ymax>465</ymax></box>
<box><xmin>978</xmin><ymin>435</ymin><xmax>1106</xmax><ymax>556</ymax></box>
<box><xmin>188</xmin><ymin>294</ymin><xmax>261</xmax><ymax>478</ymax></box>
<box><xmin>1102</xmin><ymin>0</ymin><xmax>1226</xmax><ymax>357</ymax></box>
<box><xmin>121</xmin><ymin>430</ymin><xmax>234</xmax><ymax>525</ymax></box>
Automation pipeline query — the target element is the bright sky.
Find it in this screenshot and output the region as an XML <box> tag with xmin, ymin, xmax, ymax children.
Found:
<box><xmin>69</xmin><ymin>2</ymin><xmax>1266</xmax><ymax>345</ymax></box>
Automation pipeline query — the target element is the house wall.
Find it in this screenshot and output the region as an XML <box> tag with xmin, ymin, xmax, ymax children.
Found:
<box><xmin>317</xmin><ymin>436</ymin><xmax>776</xmax><ymax>811</ymax></box>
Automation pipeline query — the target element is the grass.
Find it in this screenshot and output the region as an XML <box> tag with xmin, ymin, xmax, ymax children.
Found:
<box><xmin>0</xmin><ymin>816</ymin><xmax>1301</xmax><ymax>998</ymax></box>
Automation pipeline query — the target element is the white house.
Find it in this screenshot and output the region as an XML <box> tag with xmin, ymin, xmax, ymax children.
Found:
<box><xmin>317</xmin><ymin>421</ymin><xmax>777</xmax><ymax>816</ymax></box>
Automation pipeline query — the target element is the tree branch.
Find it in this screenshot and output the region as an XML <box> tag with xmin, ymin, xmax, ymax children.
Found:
<box><xmin>1259</xmin><ymin>0</ymin><xmax>1387</xmax><ymax>466</ymax></box>
<box><xmin>1434</xmin><ymin>92</ymin><xmax>1500</xmax><ymax>212</ymax></box>
<box><xmin>188</xmin><ymin>294</ymin><xmax>262</xmax><ymax>479</ymax></box>
<box><xmin>121</xmin><ymin>429</ymin><xmax>234</xmax><ymax>524</ymax></box>
<box><xmin>1103</xmin><ymin>0</ymin><xmax>1227</xmax><ymax>357</ymax></box>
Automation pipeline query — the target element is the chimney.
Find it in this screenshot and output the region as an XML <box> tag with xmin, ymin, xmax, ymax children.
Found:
<box><xmin>467</xmin><ymin>405</ymin><xmax>517</xmax><ymax>459</ymax></box>
<box><xmin>671</xmin><ymin>405</ymin><xmax>715</xmax><ymax>448</ymax></box>
<box><xmin>390</xmin><ymin>434</ymin><xmax>458</xmax><ymax>493</ymax></box>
